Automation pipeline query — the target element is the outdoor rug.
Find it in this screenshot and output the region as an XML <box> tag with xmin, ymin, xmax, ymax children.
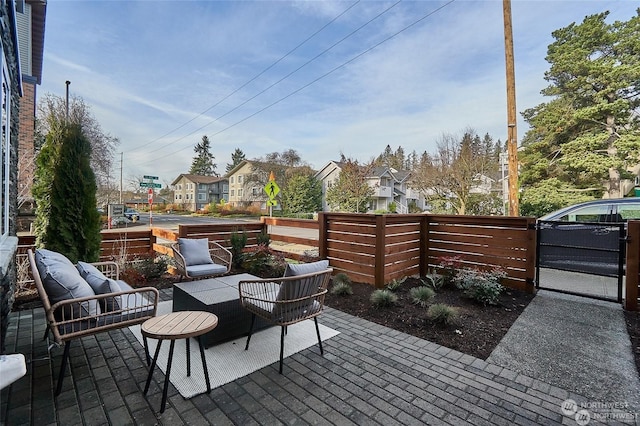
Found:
<box><xmin>130</xmin><ymin>302</ymin><xmax>340</xmax><ymax>398</ymax></box>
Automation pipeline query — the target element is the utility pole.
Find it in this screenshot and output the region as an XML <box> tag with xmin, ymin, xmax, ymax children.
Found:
<box><xmin>503</xmin><ymin>0</ymin><xmax>519</xmax><ymax>216</ymax></box>
<box><xmin>65</xmin><ymin>81</ymin><xmax>70</xmax><ymax>122</ymax></box>
<box><xmin>119</xmin><ymin>152</ymin><xmax>123</xmax><ymax>204</ymax></box>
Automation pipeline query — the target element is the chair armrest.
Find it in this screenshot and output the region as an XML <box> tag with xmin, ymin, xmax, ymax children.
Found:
<box><xmin>171</xmin><ymin>243</ymin><xmax>188</xmax><ymax>272</ymax></box>
<box><xmin>209</xmin><ymin>241</ymin><xmax>232</xmax><ymax>272</ymax></box>
<box><xmin>90</xmin><ymin>261</ymin><xmax>119</xmax><ymax>280</ymax></box>
<box><xmin>48</xmin><ymin>287</ymin><xmax>159</xmax><ymax>344</ymax></box>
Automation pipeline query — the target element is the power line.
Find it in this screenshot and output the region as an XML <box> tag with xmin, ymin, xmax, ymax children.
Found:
<box><xmin>126</xmin><ymin>0</ymin><xmax>361</xmax><ymax>154</ymax></box>
<box><xmin>139</xmin><ymin>0</ymin><xmax>456</xmax><ymax>166</ymax></box>
<box><xmin>137</xmin><ymin>0</ymin><xmax>402</xmax><ymax>161</ymax></box>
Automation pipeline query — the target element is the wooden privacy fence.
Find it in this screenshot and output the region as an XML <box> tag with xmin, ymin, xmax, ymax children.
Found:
<box><xmin>626</xmin><ymin>221</ymin><xmax>639</xmax><ymax>311</ymax></box>
<box><xmin>318</xmin><ymin>213</ymin><xmax>537</xmax><ymax>292</ymax></box>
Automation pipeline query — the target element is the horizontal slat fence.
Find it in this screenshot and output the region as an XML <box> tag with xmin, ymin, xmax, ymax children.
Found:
<box><xmin>625</xmin><ymin>221</ymin><xmax>639</xmax><ymax>311</ymax></box>
<box><xmin>318</xmin><ymin>212</ymin><xmax>537</xmax><ymax>291</ymax></box>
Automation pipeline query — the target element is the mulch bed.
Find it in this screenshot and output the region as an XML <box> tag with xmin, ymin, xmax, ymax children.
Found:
<box><xmin>325</xmin><ymin>277</ymin><xmax>535</xmax><ymax>360</ymax></box>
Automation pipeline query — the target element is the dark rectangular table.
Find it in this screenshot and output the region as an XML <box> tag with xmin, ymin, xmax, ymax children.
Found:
<box><xmin>173</xmin><ymin>274</ymin><xmax>272</xmax><ymax>347</ymax></box>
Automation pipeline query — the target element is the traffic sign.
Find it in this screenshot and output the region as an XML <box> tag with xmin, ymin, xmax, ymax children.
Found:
<box><xmin>264</xmin><ymin>181</ymin><xmax>280</xmax><ymax>199</ymax></box>
<box><xmin>143</xmin><ymin>175</ymin><xmax>159</xmax><ymax>180</ymax></box>
<box><xmin>266</xmin><ymin>199</ymin><xmax>277</xmax><ymax>207</ymax></box>
<box><xmin>140</xmin><ymin>182</ymin><xmax>162</xmax><ymax>188</ymax></box>
<box><xmin>147</xmin><ymin>188</ymin><xmax>153</xmax><ymax>204</ymax></box>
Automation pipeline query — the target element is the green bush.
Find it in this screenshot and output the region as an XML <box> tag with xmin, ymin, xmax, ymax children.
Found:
<box><xmin>256</xmin><ymin>230</ymin><xmax>271</xmax><ymax>247</ymax></box>
<box><xmin>421</xmin><ymin>271</ymin><xmax>445</xmax><ymax>290</ymax></box>
<box><xmin>453</xmin><ymin>267</ymin><xmax>506</xmax><ymax>305</ymax></box>
<box><xmin>409</xmin><ymin>286</ymin><xmax>435</xmax><ymax>307</ymax></box>
<box><xmin>333</xmin><ymin>272</ymin><xmax>352</xmax><ymax>286</ymax></box>
<box><xmin>370</xmin><ymin>289</ymin><xmax>398</xmax><ymax>307</ymax></box>
<box><xmin>241</xmin><ymin>245</ymin><xmax>286</xmax><ymax>277</ymax></box>
<box><xmin>427</xmin><ymin>304</ymin><xmax>458</xmax><ymax>325</ymax></box>
<box><xmin>331</xmin><ymin>282</ymin><xmax>353</xmax><ymax>296</ymax></box>
<box><xmin>132</xmin><ymin>255</ymin><xmax>169</xmax><ymax>280</ymax></box>
<box><xmin>385</xmin><ymin>277</ymin><xmax>406</xmax><ymax>292</ymax></box>
<box><xmin>229</xmin><ymin>229</ymin><xmax>248</xmax><ymax>268</ymax></box>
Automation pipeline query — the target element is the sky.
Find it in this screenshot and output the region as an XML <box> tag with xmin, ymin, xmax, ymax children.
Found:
<box><xmin>38</xmin><ymin>0</ymin><xmax>639</xmax><ymax>189</ymax></box>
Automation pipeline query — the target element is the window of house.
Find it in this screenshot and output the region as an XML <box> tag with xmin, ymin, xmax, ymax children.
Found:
<box><xmin>230</xmin><ymin>177</ymin><xmax>234</xmax><ymax>184</ymax></box>
<box><xmin>238</xmin><ymin>175</ymin><xmax>243</xmax><ymax>183</ymax></box>
<box><xmin>1</xmin><ymin>51</ymin><xmax>11</xmax><ymax>239</ymax></box>
<box><xmin>238</xmin><ymin>188</ymin><xmax>243</xmax><ymax>197</ymax></box>
<box><xmin>199</xmin><ymin>183</ymin><xmax>206</xmax><ymax>190</ymax></box>
<box><xmin>223</xmin><ymin>184</ymin><xmax>228</xmax><ymax>192</ymax></box>
<box><xmin>230</xmin><ymin>189</ymin><xmax>235</xmax><ymax>196</ymax></box>
<box><xmin>198</xmin><ymin>193</ymin><xmax>206</xmax><ymax>201</ymax></box>
<box><xmin>177</xmin><ymin>184</ymin><xmax>182</xmax><ymax>190</ymax></box>
<box><xmin>252</xmin><ymin>187</ymin><xmax>260</xmax><ymax>196</ymax></box>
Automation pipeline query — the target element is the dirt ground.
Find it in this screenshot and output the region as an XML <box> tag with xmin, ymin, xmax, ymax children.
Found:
<box><xmin>325</xmin><ymin>277</ymin><xmax>535</xmax><ymax>360</ymax></box>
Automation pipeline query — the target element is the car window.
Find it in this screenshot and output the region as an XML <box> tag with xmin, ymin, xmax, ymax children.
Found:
<box><xmin>616</xmin><ymin>202</ymin><xmax>640</xmax><ymax>221</ymax></box>
<box><xmin>556</xmin><ymin>204</ymin><xmax>610</xmax><ymax>222</ymax></box>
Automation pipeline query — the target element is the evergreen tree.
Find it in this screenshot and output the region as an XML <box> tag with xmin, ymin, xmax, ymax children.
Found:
<box><xmin>190</xmin><ymin>135</ymin><xmax>217</xmax><ymax>176</ymax></box>
<box><xmin>226</xmin><ymin>148</ymin><xmax>246</xmax><ymax>173</ymax></box>
<box><xmin>33</xmin><ymin>124</ymin><xmax>101</xmax><ymax>262</ymax></box>
<box><xmin>519</xmin><ymin>10</ymin><xmax>640</xmax><ymax>209</ymax></box>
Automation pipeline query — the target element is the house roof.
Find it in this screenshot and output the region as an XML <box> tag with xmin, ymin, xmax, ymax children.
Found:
<box><xmin>171</xmin><ymin>174</ymin><xmax>227</xmax><ymax>186</ymax></box>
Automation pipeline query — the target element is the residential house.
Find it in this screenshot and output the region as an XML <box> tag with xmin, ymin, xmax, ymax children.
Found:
<box><xmin>1</xmin><ymin>0</ymin><xmax>45</xmax><ymax>351</ymax></box>
<box><xmin>171</xmin><ymin>174</ymin><xmax>228</xmax><ymax>212</ymax></box>
<box><xmin>15</xmin><ymin>0</ymin><xmax>45</xmax><ymax>211</ymax></box>
<box><xmin>225</xmin><ymin>160</ymin><xmax>278</xmax><ymax>209</ymax></box>
<box><xmin>314</xmin><ymin>161</ymin><xmax>426</xmax><ymax>213</ymax></box>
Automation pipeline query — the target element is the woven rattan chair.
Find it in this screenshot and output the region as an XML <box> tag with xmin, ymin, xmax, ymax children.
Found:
<box><xmin>171</xmin><ymin>238</ymin><xmax>232</xmax><ymax>280</ymax></box>
<box><xmin>238</xmin><ymin>265</ymin><xmax>333</xmax><ymax>373</ymax></box>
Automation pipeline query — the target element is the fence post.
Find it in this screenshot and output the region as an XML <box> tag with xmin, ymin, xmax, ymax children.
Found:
<box><xmin>625</xmin><ymin>221</ymin><xmax>639</xmax><ymax>311</ymax></box>
<box><xmin>525</xmin><ymin>217</ymin><xmax>537</xmax><ymax>292</ymax></box>
<box><xmin>420</xmin><ymin>215</ymin><xmax>429</xmax><ymax>277</ymax></box>
<box><xmin>318</xmin><ymin>212</ymin><xmax>327</xmax><ymax>260</ymax></box>
<box><xmin>375</xmin><ymin>215</ymin><xmax>386</xmax><ymax>288</ymax></box>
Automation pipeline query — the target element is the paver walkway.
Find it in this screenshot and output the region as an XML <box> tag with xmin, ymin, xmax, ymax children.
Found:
<box><xmin>1</xmin><ymin>288</ymin><xmax>637</xmax><ymax>425</ymax></box>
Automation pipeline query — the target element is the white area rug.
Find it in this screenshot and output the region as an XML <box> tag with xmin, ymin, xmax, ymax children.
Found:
<box><xmin>130</xmin><ymin>302</ymin><xmax>340</xmax><ymax>398</ymax></box>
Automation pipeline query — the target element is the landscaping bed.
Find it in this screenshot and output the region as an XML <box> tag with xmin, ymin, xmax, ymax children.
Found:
<box><xmin>325</xmin><ymin>277</ymin><xmax>535</xmax><ymax>360</ymax></box>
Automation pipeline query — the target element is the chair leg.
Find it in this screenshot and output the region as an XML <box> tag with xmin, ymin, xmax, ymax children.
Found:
<box><xmin>55</xmin><ymin>341</ymin><xmax>71</xmax><ymax>397</ymax></box>
<box><xmin>314</xmin><ymin>317</ymin><xmax>324</xmax><ymax>355</ymax></box>
<box><xmin>42</xmin><ymin>324</ymin><xmax>50</xmax><ymax>342</ymax></box>
<box><xmin>245</xmin><ymin>313</ymin><xmax>256</xmax><ymax>350</ymax></box>
<box><xmin>279</xmin><ymin>326</ymin><xmax>285</xmax><ymax>374</ymax></box>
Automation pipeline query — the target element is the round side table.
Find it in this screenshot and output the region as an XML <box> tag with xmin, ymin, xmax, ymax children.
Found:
<box><xmin>141</xmin><ymin>311</ymin><xmax>218</xmax><ymax>413</ymax></box>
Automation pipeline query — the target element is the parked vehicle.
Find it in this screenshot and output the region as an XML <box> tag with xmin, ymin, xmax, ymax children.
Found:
<box><xmin>537</xmin><ymin>199</ymin><xmax>640</xmax><ymax>277</ymax></box>
<box><xmin>539</xmin><ymin>198</ymin><xmax>640</xmax><ymax>223</ymax></box>
<box><xmin>124</xmin><ymin>208</ymin><xmax>140</xmax><ymax>221</ymax></box>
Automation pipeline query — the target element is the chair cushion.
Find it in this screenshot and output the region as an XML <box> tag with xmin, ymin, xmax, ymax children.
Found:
<box><xmin>76</xmin><ymin>262</ymin><xmax>122</xmax><ymax>312</ymax></box>
<box><xmin>178</xmin><ymin>238</ymin><xmax>213</xmax><ymax>266</ymax></box>
<box><xmin>35</xmin><ymin>249</ymin><xmax>100</xmax><ymax>318</ymax></box>
<box><xmin>186</xmin><ymin>263</ymin><xmax>228</xmax><ymax>277</ymax></box>
<box><xmin>283</xmin><ymin>260</ymin><xmax>329</xmax><ymax>277</ymax></box>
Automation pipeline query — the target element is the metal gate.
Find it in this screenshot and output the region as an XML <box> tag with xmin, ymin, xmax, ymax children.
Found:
<box><xmin>536</xmin><ymin>220</ymin><xmax>625</xmax><ymax>302</ymax></box>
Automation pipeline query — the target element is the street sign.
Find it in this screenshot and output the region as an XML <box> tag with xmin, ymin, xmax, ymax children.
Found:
<box><xmin>143</xmin><ymin>175</ymin><xmax>159</xmax><ymax>180</ymax></box>
<box><xmin>140</xmin><ymin>182</ymin><xmax>162</xmax><ymax>188</ymax></box>
<box><xmin>266</xmin><ymin>199</ymin><xmax>277</xmax><ymax>207</ymax></box>
<box><xmin>148</xmin><ymin>188</ymin><xmax>153</xmax><ymax>204</ymax></box>
<box><xmin>264</xmin><ymin>181</ymin><xmax>280</xmax><ymax>199</ymax></box>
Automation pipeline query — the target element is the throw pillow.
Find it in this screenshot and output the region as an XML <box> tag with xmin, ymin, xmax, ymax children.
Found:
<box><xmin>178</xmin><ymin>238</ymin><xmax>214</xmax><ymax>266</ymax></box>
<box><xmin>35</xmin><ymin>249</ymin><xmax>100</xmax><ymax>318</ymax></box>
<box><xmin>76</xmin><ymin>262</ymin><xmax>121</xmax><ymax>312</ymax></box>
<box><xmin>283</xmin><ymin>260</ymin><xmax>329</xmax><ymax>277</ymax></box>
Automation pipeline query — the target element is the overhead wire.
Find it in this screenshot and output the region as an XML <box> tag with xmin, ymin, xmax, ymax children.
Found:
<box><xmin>136</xmin><ymin>0</ymin><xmax>402</xmax><ymax>161</ymax></box>
<box><xmin>137</xmin><ymin>0</ymin><xmax>455</xmax><ymax>166</ymax></box>
<box><xmin>126</xmin><ymin>0</ymin><xmax>361</xmax><ymax>154</ymax></box>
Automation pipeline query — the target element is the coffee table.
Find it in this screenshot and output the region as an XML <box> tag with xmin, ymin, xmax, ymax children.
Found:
<box><xmin>173</xmin><ymin>273</ymin><xmax>272</xmax><ymax>347</ymax></box>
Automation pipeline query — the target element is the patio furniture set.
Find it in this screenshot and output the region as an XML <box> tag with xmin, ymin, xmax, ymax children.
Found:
<box><xmin>24</xmin><ymin>237</ymin><xmax>333</xmax><ymax>412</ymax></box>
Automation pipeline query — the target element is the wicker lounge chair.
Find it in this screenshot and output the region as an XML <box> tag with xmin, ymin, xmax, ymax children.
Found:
<box><xmin>238</xmin><ymin>260</ymin><xmax>332</xmax><ymax>373</ymax></box>
<box><xmin>171</xmin><ymin>238</ymin><xmax>232</xmax><ymax>280</ymax></box>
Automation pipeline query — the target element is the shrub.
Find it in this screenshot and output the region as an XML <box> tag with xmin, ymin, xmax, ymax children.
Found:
<box><xmin>331</xmin><ymin>281</ymin><xmax>353</xmax><ymax>296</ymax></box>
<box><xmin>229</xmin><ymin>230</ymin><xmax>248</xmax><ymax>268</ymax></box>
<box><xmin>256</xmin><ymin>230</ymin><xmax>270</xmax><ymax>247</ymax></box>
<box><xmin>409</xmin><ymin>286</ymin><xmax>435</xmax><ymax>307</ymax></box>
<box><xmin>132</xmin><ymin>255</ymin><xmax>169</xmax><ymax>280</ymax></box>
<box><xmin>421</xmin><ymin>270</ymin><xmax>445</xmax><ymax>290</ymax></box>
<box><xmin>427</xmin><ymin>304</ymin><xmax>458</xmax><ymax>325</ymax></box>
<box><xmin>453</xmin><ymin>267</ymin><xmax>506</xmax><ymax>305</ymax></box>
<box><xmin>120</xmin><ymin>268</ymin><xmax>146</xmax><ymax>287</ymax></box>
<box><xmin>241</xmin><ymin>245</ymin><xmax>286</xmax><ymax>277</ymax></box>
<box><xmin>333</xmin><ymin>272</ymin><xmax>351</xmax><ymax>286</ymax></box>
<box><xmin>436</xmin><ymin>256</ymin><xmax>463</xmax><ymax>283</ymax></box>
<box><xmin>385</xmin><ymin>277</ymin><xmax>406</xmax><ymax>292</ymax></box>
<box><xmin>370</xmin><ymin>289</ymin><xmax>398</xmax><ymax>307</ymax></box>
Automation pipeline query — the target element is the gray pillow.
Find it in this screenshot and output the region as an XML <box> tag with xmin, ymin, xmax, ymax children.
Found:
<box><xmin>76</xmin><ymin>262</ymin><xmax>121</xmax><ymax>312</ymax></box>
<box><xmin>35</xmin><ymin>249</ymin><xmax>100</xmax><ymax>318</ymax></box>
<box><xmin>283</xmin><ymin>260</ymin><xmax>329</xmax><ymax>277</ymax></box>
<box><xmin>178</xmin><ymin>238</ymin><xmax>214</xmax><ymax>266</ymax></box>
